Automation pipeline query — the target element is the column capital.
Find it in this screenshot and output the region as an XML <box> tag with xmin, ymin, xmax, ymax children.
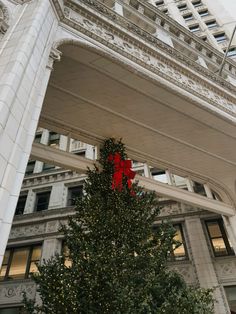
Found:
<box><xmin>47</xmin><ymin>47</ymin><xmax>62</xmax><ymax>70</ymax></box>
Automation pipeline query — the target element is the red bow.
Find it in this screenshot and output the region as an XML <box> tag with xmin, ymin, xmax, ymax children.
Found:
<box><xmin>108</xmin><ymin>152</ymin><xmax>136</xmax><ymax>192</ymax></box>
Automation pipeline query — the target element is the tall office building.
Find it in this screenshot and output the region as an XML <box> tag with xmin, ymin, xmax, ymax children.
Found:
<box><xmin>0</xmin><ymin>0</ymin><xmax>236</xmax><ymax>313</ymax></box>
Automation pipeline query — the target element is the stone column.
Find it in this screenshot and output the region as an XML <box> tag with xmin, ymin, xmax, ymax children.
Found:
<box><xmin>0</xmin><ymin>0</ymin><xmax>59</xmax><ymax>266</ymax></box>
<box><xmin>185</xmin><ymin>216</ymin><xmax>230</xmax><ymax>314</ymax></box>
<box><xmin>48</xmin><ymin>182</ymin><xmax>65</xmax><ymax>209</ymax></box>
<box><xmin>41</xmin><ymin>238</ymin><xmax>61</xmax><ymax>261</ymax></box>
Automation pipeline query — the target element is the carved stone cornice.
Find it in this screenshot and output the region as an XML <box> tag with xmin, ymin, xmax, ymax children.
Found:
<box><xmin>50</xmin><ymin>0</ymin><xmax>236</xmax><ymax>118</ymax></box>
<box><xmin>0</xmin><ymin>1</ymin><xmax>9</xmax><ymax>33</ymax></box>
<box><xmin>0</xmin><ymin>280</ymin><xmax>36</xmax><ymax>305</ymax></box>
<box><xmin>52</xmin><ymin>0</ymin><xmax>236</xmax><ymax>117</ymax></box>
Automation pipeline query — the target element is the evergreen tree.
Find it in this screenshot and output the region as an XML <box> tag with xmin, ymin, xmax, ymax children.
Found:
<box><xmin>24</xmin><ymin>138</ymin><xmax>214</xmax><ymax>313</ymax></box>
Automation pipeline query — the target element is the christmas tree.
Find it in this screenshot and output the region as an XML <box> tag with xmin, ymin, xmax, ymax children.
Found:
<box><xmin>24</xmin><ymin>138</ymin><xmax>214</xmax><ymax>313</ymax></box>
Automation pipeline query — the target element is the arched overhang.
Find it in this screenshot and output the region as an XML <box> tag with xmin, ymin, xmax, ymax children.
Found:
<box><xmin>39</xmin><ymin>38</ymin><xmax>236</xmax><ymax>207</ymax></box>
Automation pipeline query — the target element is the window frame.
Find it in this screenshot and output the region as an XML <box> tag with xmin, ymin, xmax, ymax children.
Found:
<box><xmin>183</xmin><ymin>13</ymin><xmax>193</xmax><ymax>21</ymax></box>
<box><xmin>189</xmin><ymin>24</ymin><xmax>200</xmax><ymax>32</ymax></box>
<box><xmin>205</xmin><ymin>218</ymin><xmax>234</xmax><ymax>257</ymax></box>
<box><xmin>15</xmin><ymin>193</ymin><xmax>28</xmax><ymax>215</ymax></box>
<box><xmin>206</xmin><ymin>20</ymin><xmax>218</xmax><ymax>29</ymax></box>
<box><xmin>214</xmin><ymin>32</ymin><xmax>227</xmax><ymax>43</ymax></box>
<box><xmin>25</xmin><ymin>160</ymin><xmax>35</xmax><ymax>175</ymax></box>
<box><xmin>0</xmin><ymin>244</ymin><xmax>42</xmax><ymax>281</ymax></box>
<box><xmin>48</xmin><ymin>132</ymin><xmax>60</xmax><ymax>148</ymax></box>
<box><xmin>198</xmin><ymin>9</ymin><xmax>209</xmax><ymax>17</ymax></box>
<box><xmin>178</xmin><ymin>4</ymin><xmax>188</xmax><ymax>11</ymax></box>
<box><xmin>34</xmin><ymin>190</ymin><xmax>51</xmax><ymax>212</ymax></box>
<box><xmin>67</xmin><ymin>185</ymin><xmax>83</xmax><ymax>206</ymax></box>
<box><xmin>155</xmin><ymin>0</ymin><xmax>164</xmax><ymax>6</ymax></box>
<box><xmin>170</xmin><ymin>224</ymin><xmax>188</xmax><ymax>261</ymax></box>
<box><xmin>192</xmin><ymin>0</ymin><xmax>202</xmax><ymax>7</ymax></box>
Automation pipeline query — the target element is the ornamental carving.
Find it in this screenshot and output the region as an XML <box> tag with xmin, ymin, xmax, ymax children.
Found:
<box><xmin>215</xmin><ymin>259</ymin><xmax>236</xmax><ymax>281</ymax></box>
<box><xmin>67</xmin><ymin>8</ymin><xmax>236</xmax><ymax>117</ymax></box>
<box><xmin>168</xmin><ymin>263</ymin><xmax>197</xmax><ymax>284</ymax></box>
<box><xmin>9</xmin><ymin>223</ymin><xmax>46</xmax><ymax>239</ymax></box>
<box><xmin>0</xmin><ymin>2</ymin><xmax>9</xmax><ymax>34</ymax></box>
<box><xmin>0</xmin><ymin>281</ymin><xmax>36</xmax><ymax>304</ymax></box>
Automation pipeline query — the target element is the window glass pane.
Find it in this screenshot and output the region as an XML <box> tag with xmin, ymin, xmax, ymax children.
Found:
<box><xmin>42</xmin><ymin>163</ymin><xmax>55</xmax><ymax>172</ymax></box>
<box><xmin>29</xmin><ymin>246</ymin><xmax>41</xmax><ymax>274</ymax></box>
<box><xmin>15</xmin><ymin>195</ymin><xmax>27</xmax><ymax>215</ymax></box>
<box><xmin>8</xmin><ymin>248</ymin><xmax>29</xmax><ymax>279</ymax></box>
<box><xmin>34</xmin><ymin>133</ymin><xmax>42</xmax><ymax>143</ymax></box>
<box><xmin>2</xmin><ymin>250</ymin><xmax>10</xmax><ymax>265</ymax></box>
<box><xmin>63</xmin><ymin>244</ymin><xmax>72</xmax><ymax>268</ymax></box>
<box><xmin>151</xmin><ymin>169</ymin><xmax>168</xmax><ymax>184</ymax></box>
<box><xmin>25</xmin><ymin>161</ymin><xmax>35</xmax><ymax>175</ymax></box>
<box><xmin>35</xmin><ymin>191</ymin><xmax>51</xmax><ymax>211</ymax></box>
<box><xmin>31</xmin><ymin>246</ymin><xmax>42</xmax><ymax>261</ymax></box>
<box><xmin>207</xmin><ymin>222</ymin><xmax>222</xmax><ymax>238</ymax></box>
<box><xmin>0</xmin><ymin>266</ymin><xmax>7</xmax><ymax>281</ymax></box>
<box><xmin>29</xmin><ymin>262</ymin><xmax>38</xmax><ymax>274</ymax></box>
<box><xmin>172</xmin><ymin>175</ymin><xmax>188</xmax><ymax>189</ymax></box>
<box><xmin>0</xmin><ymin>250</ymin><xmax>10</xmax><ymax>280</ymax></box>
<box><xmin>193</xmin><ymin>182</ymin><xmax>206</xmax><ymax>196</ymax></box>
<box><xmin>211</xmin><ymin>238</ymin><xmax>227</xmax><ymax>255</ymax></box>
<box><xmin>67</xmin><ymin>186</ymin><xmax>83</xmax><ymax>206</ymax></box>
<box><xmin>49</xmin><ymin>132</ymin><xmax>60</xmax><ymax>148</ymax></box>
<box><xmin>214</xmin><ymin>33</ymin><xmax>226</xmax><ymax>42</ymax></box>
<box><xmin>225</xmin><ymin>286</ymin><xmax>236</xmax><ymax>312</ymax></box>
<box><xmin>173</xmin><ymin>225</ymin><xmax>186</xmax><ymax>260</ymax></box>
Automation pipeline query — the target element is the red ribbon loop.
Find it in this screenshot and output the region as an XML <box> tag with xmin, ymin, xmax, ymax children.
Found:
<box><xmin>108</xmin><ymin>152</ymin><xmax>136</xmax><ymax>193</ymax></box>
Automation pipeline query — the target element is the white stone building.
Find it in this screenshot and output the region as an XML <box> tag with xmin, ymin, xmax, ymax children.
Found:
<box><xmin>0</xmin><ymin>0</ymin><xmax>236</xmax><ymax>313</ymax></box>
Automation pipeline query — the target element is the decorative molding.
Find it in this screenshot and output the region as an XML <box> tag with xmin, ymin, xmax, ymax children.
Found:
<box><xmin>47</xmin><ymin>47</ymin><xmax>62</xmax><ymax>70</ymax></box>
<box><xmin>9</xmin><ymin>223</ymin><xmax>46</xmax><ymax>239</ymax></box>
<box><xmin>52</xmin><ymin>1</ymin><xmax>236</xmax><ymax>118</ymax></box>
<box><xmin>215</xmin><ymin>258</ymin><xmax>236</xmax><ymax>283</ymax></box>
<box><xmin>0</xmin><ymin>281</ymin><xmax>36</xmax><ymax>304</ymax></box>
<box><xmin>0</xmin><ymin>1</ymin><xmax>9</xmax><ymax>34</ymax></box>
<box><xmin>168</xmin><ymin>262</ymin><xmax>197</xmax><ymax>284</ymax></box>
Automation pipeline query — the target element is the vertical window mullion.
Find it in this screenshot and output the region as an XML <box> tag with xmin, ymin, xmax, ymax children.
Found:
<box><xmin>25</xmin><ymin>247</ymin><xmax>33</xmax><ymax>279</ymax></box>
<box><xmin>5</xmin><ymin>249</ymin><xmax>14</xmax><ymax>280</ymax></box>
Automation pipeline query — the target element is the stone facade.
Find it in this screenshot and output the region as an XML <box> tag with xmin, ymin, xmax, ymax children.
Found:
<box><xmin>0</xmin><ymin>0</ymin><xmax>236</xmax><ymax>313</ymax></box>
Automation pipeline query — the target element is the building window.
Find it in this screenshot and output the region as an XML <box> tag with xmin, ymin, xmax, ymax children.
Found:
<box><xmin>0</xmin><ymin>245</ymin><xmax>41</xmax><ymax>281</ymax></box>
<box><xmin>67</xmin><ymin>186</ymin><xmax>83</xmax><ymax>206</ymax></box>
<box><xmin>225</xmin><ymin>47</ymin><xmax>236</xmax><ymax>57</ymax></box>
<box><xmin>155</xmin><ymin>0</ymin><xmax>164</xmax><ymax>5</ymax></box>
<box><xmin>214</xmin><ymin>32</ymin><xmax>227</xmax><ymax>42</ymax></box>
<box><xmin>34</xmin><ymin>133</ymin><xmax>42</xmax><ymax>143</ymax></box>
<box><xmin>224</xmin><ymin>286</ymin><xmax>236</xmax><ymax>313</ymax></box>
<box><xmin>205</xmin><ymin>219</ymin><xmax>234</xmax><ymax>257</ymax></box>
<box><xmin>62</xmin><ymin>243</ymin><xmax>72</xmax><ymax>268</ymax></box>
<box><xmin>151</xmin><ymin>168</ymin><xmax>168</xmax><ymax>184</ymax></box>
<box><xmin>35</xmin><ymin>191</ymin><xmax>51</xmax><ymax>211</ymax></box>
<box><xmin>25</xmin><ymin>160</ymin><xmax>35</xmax><ymax>175</ymax></box>
<box><xmin>183</xmin><ymin>13</ymin><xmax>193</xmax><ymax>21</ymax></box>
<box><xmin>42</xmin><ymin>163</ymin><xmax>55</xmax><ymax>172</ymax></box>
<box><xmin>15</xmin><ymin>194</ymin><xmax>27</xmax><ymax>215</ymax></box>
<box><xmin>178</xmin><ymin>4</ymin><xmax>187</xmax><ymax>11</ymax></box>
<box><xmin>162</xmin><ymin>8</ymin><xmax>168</xmax><ymax>14</ymax></box>
<box><xmin>189</xmin><ymin>24</ymin><xmax>200</xmax><ymax>32</ymax></box>
<box><xmin>171</xmin><ymin>224</ymin><xmax>188</xmax><ymax>261</ymax></box>
<box><xmin>192</xmin><ymin>181</ymin><xmax>206</xmax><ymax>196</ymax></box>
<box><xmin>48</xmin><ymin>132</ymin><xmax>60</xmax><ymax>148</ymax></box>
<box><xmin>198</xmin><ymin>9</ymin><xmax>209</xmax><ymax>17</ymax></box>
<box><xmin>192</xmin><ymin>0</ymin><xmax>201</xmax><ymax>7</ymax></box>
<box><xmin>206</xmin><ymin>20</ymin><xmax>218</xmax><ymax>29</ymax></box>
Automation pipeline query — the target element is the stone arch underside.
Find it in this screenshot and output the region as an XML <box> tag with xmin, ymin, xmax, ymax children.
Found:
<box><xmin>39</xmin><ymin>39</ymin><xmax>236</xmax><ymax>207</ymax></box>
